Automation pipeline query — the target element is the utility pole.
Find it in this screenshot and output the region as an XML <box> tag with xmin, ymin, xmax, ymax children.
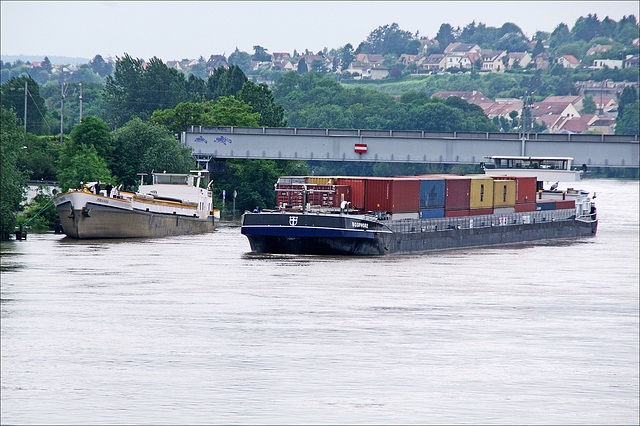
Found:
<box><xmin>23</xmin><ymin>80</ymin><xmax>28</xmax><ymax>132</ymax></box>
<box><xmin>60</xmin><ymin>83</ymin><xmax>67</xmax><ymax>144</ymax></box>
<box><xmin>79</xmin><ymin>82</ymin><xmax>83</xmax><ymax>122</ymax></box>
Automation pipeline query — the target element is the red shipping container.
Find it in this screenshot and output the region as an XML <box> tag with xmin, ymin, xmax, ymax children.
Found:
<box><xmin>445</xmin><ymin>209</ymin><xmax>470</xmax><ymax>217</ymax></box>
<box><xmin>337</xmin><ymin>178</ymin><xmax>366</xmax><ymax>209</ymax></box>
<box><xmin>499</xmin><ymin>176</ymin><xmax>537</xmax><ymax>203</ymax></box>
<box><xmin>391</xmin><ymin>178</ymin><xmax>420</xmax><ymax>212</ymax></box>
<box><xmin>364</xmin><ymin>178</ymin><xmax>392</xmax><ymax>212</ymax></box>
<box><xmin>364</xmin><ymin>177</ymin><xmax>420</xmax><ymax>213</ymax></box>
<box><xmin>444</xmin><ymin>177</ymin><xmax>471</xmax><ymax>210</ymax></box>
<box><xmin>514</xmin><ymin>202</ymin><xmax>537</xmax><ymax>212</ymax></box>
<box><xmin>555</xmin><ymin>200</ymin><xmax>576</xmax><ymax>210</ymax></box>
<box><xmin>469</xmin><ymin>208</ymin><xmax>494</xmax><ymax>216</ymax></box>
<box><xmin>333</xmin><ymin>185</ymin><xmax>351</xmax><ymax>207</ymax></box>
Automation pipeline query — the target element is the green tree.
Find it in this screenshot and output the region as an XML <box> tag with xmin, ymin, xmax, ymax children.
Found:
<box><xmin>237</xmin><ymin>81</ymin><xmax>287</xmax><ymax>127</ymax></box>
<box><xmin>17</xmin><ymin>134</ymin><xmax>60</xmax><ymax>181</ymax></box>
<box><xmin>56</xmin><ymin>144</ymin><xmax>112</xmax><ymax>191</ymax></box>
<box><xmin>228</xmin><ymin>48</ymin><xmax>253</xmax><ymax>74</ymax></box>
<box><xmin>68</xmin><ymin>116</ymin><xmax>114</xmax><ymax>162</ymax></box>
<box><xmin>207</xmin><ymin>65</ymin><xmax>248</xmax><ymax>100</ymax></box>
<box><xmin>1</xmin><ymin>106</ymin><xmax>27</xmax><ymax>240</ymax></box>
<box><xmin>297</xmin><ymin>58</ymin><xmax>308</xmax><ymax>74</ymax></box>
<box><xmin>582</xmin><ymin>95</ymin><xmax>596</xmax><ymax>114</ymax></box>
<box><xmin>615</xmin><ymin>86</ymin><xmax>639</xmax><ymax>135</ymax></box>
<box><xmin>151</xmin><ymin>96</ymin><xmax>260</xmax><ymax>133</ymax></box>
<box><xmin>571</xmin><ymin>13</ymin><xmax>601</xmax><ymax>42</ymax></box>
<box><xmin>90</xmin><ymin>54</ymin><xmax>113</xmax><ymax>77</ymax></box>
<box><xmin>339</xmin><ymin>43</ymin><xmax>356</xmax><ymax>71</ymax></box>
<box><xmin>364</xmin><ymin>23</ymin><xmax>416</xmax><ymax>57</ymax></box>
<box><xmin>435</xmin><ymin>23</ymin><xmax>457</xmax><ymax>52</ymax></box>
<box><xmin>550</xmin><ymin>23</ymin><xmax>572</xmax><ymax>49</ymax></box>
<box><xmin>252</xmin><ymin>45</ymin><xmax>272</xmax><ymax>62</ymax></box>
<box><xmin>103</xmin><ymin>53</ymin><xmax>146</xmax><ymax>127</ymax></box>
<box><xmin>110</xmin><ymin>117</ymin><xmax>194</xmax><ymax>189</ymax></box>
<box><xmin>0</xmin><ymin>75</ymin><xmax>48</xmax><ymax>134</ymax></box>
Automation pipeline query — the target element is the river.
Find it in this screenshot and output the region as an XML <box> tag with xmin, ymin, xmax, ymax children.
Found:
<box><xmin>1</xmin><ymin>179</ymin><xmax>638</xmax><ymax>425</ymax></box>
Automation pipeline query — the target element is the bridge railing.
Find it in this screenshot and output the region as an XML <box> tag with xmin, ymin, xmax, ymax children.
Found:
<box><xmin>187</xmin><ymin>125</ymin><xmax>639</xmax><ymax>144</ymax></box>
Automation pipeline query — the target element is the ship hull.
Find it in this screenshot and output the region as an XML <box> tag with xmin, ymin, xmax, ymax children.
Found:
<box><xmin>55</xmin><ymin>193</ymin><xmax>216</xmax><ymax>239</ymax></box>
<box><xmin>242</xmin><ymin>210</ymin><xmax>597</xmax><ymax>256</ymax></box>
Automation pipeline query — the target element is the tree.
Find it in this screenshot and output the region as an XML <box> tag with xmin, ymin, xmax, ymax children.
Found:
<box><xmin>17</xmin><ymin>134</ymin><xmax>60</xmax><ymax>181</ymax></box>
<box><xmin>228</xmin><ymin>48</ymin><xmax>253</xmax><ymax>74</ymax></box>
<box><xmin>0</xmin><ymin>76</ymin><xmax>48</xmax><ymax>135</ymax></box>
<box><xmin>56</xmin><ymin>144</ymin><xmax>112</xmax><ymax>191</ymax></box>
<box><xmin>102</xmin><ymin>53</ymin><xmax>146</xmax><ymax>127</ymax></box>
<box><xmin>206</xmin><ymin>65</ymin><xmax>248</xmax><ymax>100</ymax></box>
<box><xmin>582</xmin><ymin>95</ymin><xmax>596</xmax><ymax>114</ymax></box>
<box><xmin>363</xmin><ymin>23</ymin><xmax>416</xmax><ymax>57</ymax></box>
<box><xmin>41</xmin><ymin>56</ymin><xmax>52</xmax><ymax>72</ymax></box>
<box><xmin>237</xmin><ymin>81</ymin><xmax>287</xmax><ymax>127</ymax></box>
<box><xmin>615</xmin><ymin>86</ymin><xmax>639</xmax><ymax>135</ymax></box>
<box><xmin>297</xmin><ymin>58</ymin><xmax>308</xmax><ymax>74</ymax></box>
<box><xmin>90</xmin><ymin>54</ymin><xmax>113</xmax><ymax>77</ymax></box>
<box><xmin>1</xmin><ymin>106</ymin><xmax>27</xmax><ymax>240</ymax></box>
<box><xmin>550</xmin><ymin>23</ymin><xmax>572</xmax><ymax>49</ymax></box>
<box><xmin>68</xmin><ymin>116</ymin><xmax>114</xmax><ymax>164</ymax></box>
<box><xmin>252</xmin><ymin>45</ymin><xmax>272</xmax><ymax>62</ymax></box>
<box><xmin>435</xmin><ymin>23</ymin><xmax>457</xmax><ymax>51</ymax></box>
<box><xmin>110</xmin><ymin>117</ymin><xmax>194</xmax><ymax>189</ymax></box>
<box><xmin>339</xmin><ymin>43</ymin><xmax>355</xmax><ymax>71</ymax></box>
<box><xmin>571</xmin><ymin>13</ymin><xmax>601</xmax><ymax>42</ymax></box>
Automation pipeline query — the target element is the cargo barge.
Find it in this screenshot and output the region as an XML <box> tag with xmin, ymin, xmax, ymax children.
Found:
<box><xmin>54</xmin><ymin>171</ymin><xmax>220</xmax><ymax>239</ymax></box>
<box><xmin>241</xmin><ymin>174</ymin><xmax>597</xmax><ymax>256</ymax></box>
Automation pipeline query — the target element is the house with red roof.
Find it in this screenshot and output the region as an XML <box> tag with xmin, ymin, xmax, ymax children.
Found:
<box><xmin>558</xmin><ymin>55</ymin><xmax>580</xmax><ymax>69</ymax></box>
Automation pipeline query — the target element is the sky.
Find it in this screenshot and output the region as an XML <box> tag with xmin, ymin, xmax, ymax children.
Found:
<box><xmin>2</xmin><ymin>1</ymin><xmax>638</xmax><ymax>62</ymax></box>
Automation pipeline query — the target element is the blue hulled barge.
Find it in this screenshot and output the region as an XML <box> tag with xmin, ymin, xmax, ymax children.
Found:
<box><xmin>241</xmin><ymin>174</ymin><xmax>597</xmax><ymax>256</ymax></box>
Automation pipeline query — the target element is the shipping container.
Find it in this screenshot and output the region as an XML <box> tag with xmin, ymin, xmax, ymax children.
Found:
<box><xmin>277</xmin><ymin>176</ymin><xmax>306</xmax><ymax>185</ymax></box>
<box><xmin>445</xmin><ymin>209</ymin><xmax>470</xmax><ymax>217</ymax></box>
<box><xmin>536</xmin><ymin>200</ymin><xmax>556</xmax><ymax>211</ymax></box>
<box><xmin>444</xmin><ymin>176</ymin><xmax>471</xmax><ymax>211</ymax></box>
<box><xmin>391</xmin><ymin>178</ymin><xmax>420</xmax><ymax>212</ymax></box>
<box><xmin>364</xmin><ymin>177</ymin><xmax>392</xmax><ymax>212</ymax></box>
<box><xmin>305</xmin><ymin>176</ymin><xmax>338</xmax><ymax>185</ymax></box>
<box><xmin>493</xmin><ymin>179</ymin><xmax>517</xmax><ymax>207</ymax></box>
<box><xmin>494</xmin><ymin>206</ymin><xmax>515</xmax><ymax>214</ymax></box>
<box><xmin>514</xmin><ymin>202</ymin><xmax>537</xmax><ymax>212</ymax></box>
<box><xmin>363</xmin><ymin>177</ymin><xmax>420</xmax><ymax>213</ymax></box>
<box><xmin>469</xmin><ymin>208</ymin><xmax>494</xmax><ymax>216</ymax></box>
<box><xmin>419</xmin><ymin>208</ymin><xmax>445</xmax><ymax>219</ymax></box>
<box><xmin>419</xmin><ymin>178</ymin><xmax>446</xmax><ymax>208</ymax></box>
<box><xmin>334</xmin><ymin>185</ymin><xmax>351</xmax><ymax>207</ymax></box>
<box><xmin>336</xmin><ymin>178</ymin><xmax>366</xmax><ymax>209</ymax></box>
<box><xmin>469</xmin><ymin>176</ymin><xmax>495</xmax><ymax>209</ymax></box>
<box><xmin>555</xmin><ymin>200</ymin><xmax>576</xmax><ymax>210</ymax></box>
<box><xmin>497</xmin><ymin>176</ymin><xmax>537</xmax><ymax>203</ymax></box>
<box><xmin>390</xmin><ymin>212</ymin><xmax>420</xmax><ymax>220</ymax></box>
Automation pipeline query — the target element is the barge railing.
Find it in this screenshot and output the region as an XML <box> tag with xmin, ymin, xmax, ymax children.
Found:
<box><xmin>382</xmin><ymin>209</ymin><xmax>576</xmax><ymax>234</ymax></box>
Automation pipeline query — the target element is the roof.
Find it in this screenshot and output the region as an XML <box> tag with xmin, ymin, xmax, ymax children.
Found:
<box><xmin>432</xmin><ymin>91</ymin><xmax>493</xmax><ymax>105</ymax></box>
<box><xmin>561</xmin><ymin>55</ymin><xmax>580</xmax><ymax>64</ymax></box>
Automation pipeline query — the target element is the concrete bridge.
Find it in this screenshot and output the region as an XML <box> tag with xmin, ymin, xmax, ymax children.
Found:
<box><xmin>183</xmin><ymin>126</ymin><xmax>639</xmax><ymax>169</ymax></box>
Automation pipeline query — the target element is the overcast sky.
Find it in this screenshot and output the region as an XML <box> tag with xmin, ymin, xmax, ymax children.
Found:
<box><xmin>2</xmin><ymin>1</ymin><xmax>638</xmax><ymax>62</ymax></box>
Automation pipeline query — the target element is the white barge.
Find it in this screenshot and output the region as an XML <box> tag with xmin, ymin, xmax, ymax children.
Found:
<box><xmin>54</xmin><ymin>171</ymin><xmax>220</xmax><ymax>239</ymax></box>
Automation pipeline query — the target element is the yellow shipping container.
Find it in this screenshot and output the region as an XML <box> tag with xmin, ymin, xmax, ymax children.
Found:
<box><xmin>469</xmin><ymin>176</ymin><xmax>495</xmax><ymax>209</ymax></box>
<box><xmin>305</xmin><ymin>177</ymin><xmax>337</xmax><ymax>185</ymax></box>
<box><xmin>493</xmin><ymin>179</ymin><xmax>516</xmax><ymax>207</ymax></box>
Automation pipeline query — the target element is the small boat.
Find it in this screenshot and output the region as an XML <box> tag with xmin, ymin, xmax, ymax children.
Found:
<box><xmin>54</xmin><ymin>171</ymin><xmax>220</xmax><ymax>239</ymax></box>
<box><xmin>482</xmin><ymin>155</ymin><xmax>584</xmax><ymax>182</ymax></box>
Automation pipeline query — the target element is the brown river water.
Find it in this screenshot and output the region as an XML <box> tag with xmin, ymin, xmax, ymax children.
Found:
<box><xmin>1</xmin><ymin>179</ymin><xmax>638</xmax><ymax>425</ymax></box>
